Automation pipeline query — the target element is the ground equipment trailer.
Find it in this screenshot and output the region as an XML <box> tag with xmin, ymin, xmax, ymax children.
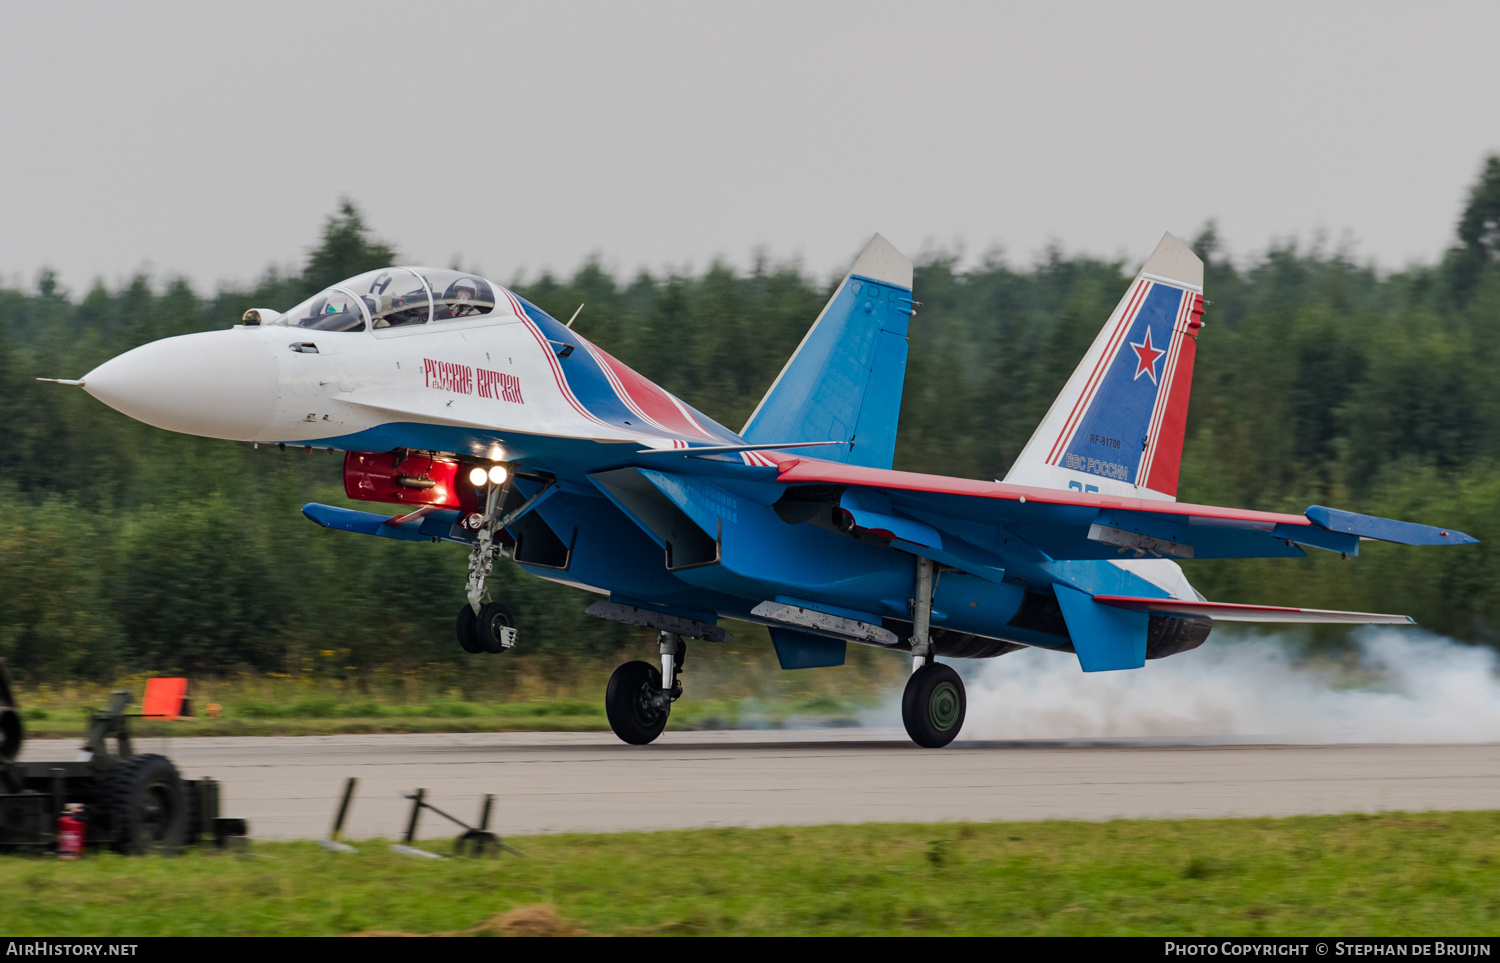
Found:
<box><xmin>0</xmin><ymin>661</ymin><xmax>236</xmax><ymax>853</ymax></box>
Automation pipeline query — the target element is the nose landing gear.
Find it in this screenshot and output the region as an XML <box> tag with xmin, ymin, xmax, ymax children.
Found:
<box><xmin>456</xmin><ymin>472</ymin><xmax>560</xmax><ymax>656</ymax></box>
<box><xmin>604</xmin><ymin>632</ymin><xmax>684</xmax><ymax>745</ymax></box>
<box><xmin>456</xmin><ymin>602</ymin><xmax>516</xmax><ymax>655</ymax></box>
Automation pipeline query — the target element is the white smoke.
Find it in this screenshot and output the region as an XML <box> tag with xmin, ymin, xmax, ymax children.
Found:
<box><xmin>894</xmin><ymin>630</ymin><xmax>1500</xmax><ymax>743</ymax></box>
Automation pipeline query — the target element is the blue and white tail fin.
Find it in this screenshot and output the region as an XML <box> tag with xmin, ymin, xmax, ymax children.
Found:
<box><xmin>740</xmin><ymin>234</ymin><xmax>913</xmax><ymax>470</ymax></box>
<box><xmin>1004</xmin><ymin>232</ymin><xmax>1206</xmax><ymax>501</ymax></box>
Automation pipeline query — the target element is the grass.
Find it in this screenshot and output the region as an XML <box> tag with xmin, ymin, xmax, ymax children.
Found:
<box><xmin>3</xmin><ymin>813</ymin><xmax>1499</xmax><ymax>936</ymax></box>
<box><xmin>16</xmin><ymin>694</ymin><xmax>877</xmax><ymax>738</ymax></box>
<box><xmin>14</xmin><ymin>646</ymin><xmax>903</xmax><ymax>739</ymax></box>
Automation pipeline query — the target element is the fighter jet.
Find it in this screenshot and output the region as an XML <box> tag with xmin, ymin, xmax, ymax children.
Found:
<box><xmin>53</xmin><ymin>234</ymin><xmax>1476</xmax><ymax>747</ymax></box>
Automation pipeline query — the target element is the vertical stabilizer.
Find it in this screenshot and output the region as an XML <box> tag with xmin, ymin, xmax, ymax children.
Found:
<box><xmin>1004</xmin><ymin>232</ymin><xmax>1206</xmax><ymax>500</ymax></box>
<box><xmin>741</xmin><ymin>234</ymin><xmax>914</xmax><ymax>469</ymax></box>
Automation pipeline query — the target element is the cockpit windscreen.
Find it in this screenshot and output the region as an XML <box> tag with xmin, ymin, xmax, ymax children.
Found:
<box><xmin>342</xmin><ymin>268</ymin><xmax>432</xmax><ymax>328</ymax></box>
<box><xmin>421</xmin><ymin>269</ymin><xmax>497</xmax><ymax>322</ymax></box>
<box><xmin>283</xmin><ymin>287</ymin><xmax>368</xmax><ymax>332</ymax></box>
<box><xmin>272</xmin><ymin>267</ymin><xmax>500</xmax><ymax>332</ymax></box>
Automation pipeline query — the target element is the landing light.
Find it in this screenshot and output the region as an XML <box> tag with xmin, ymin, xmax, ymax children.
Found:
<box><xmin>488</xmin><ymin>465</ymin><xmax>509</xmax><ymax>485</ymax></box>
<box><xmin>468</xmin><ymin>467</ymin><xmax>488</xmax><ymax>487</ymax></box>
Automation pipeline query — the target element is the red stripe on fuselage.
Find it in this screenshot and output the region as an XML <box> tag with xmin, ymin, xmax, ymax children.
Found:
<box><xmin>500</xmin><ymin>288</ymin><xmax>616</xmax><ymax>431</ymax></box>
<box><xmin>582</xmin><ymin>340</ymin><xmax>719</xmax><ymax>442</ymax></box>
<box><xmin>579</xmin><ymin>339</ymin><xmax>676</xmax><ymax>435</ymax></box>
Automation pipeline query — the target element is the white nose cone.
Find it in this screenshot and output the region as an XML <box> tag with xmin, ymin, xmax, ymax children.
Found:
<box><xmin>83</xmin><ymin>329</ymin><xmax>278</xmax><ymax>441</ymax></box>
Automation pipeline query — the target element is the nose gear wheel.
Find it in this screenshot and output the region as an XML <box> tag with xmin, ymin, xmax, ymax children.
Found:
<box><xmin>456</xmin><ymin>604</ymin><xmax>482</xmax><ymax>653</ymax></box>
<box><xmin>477</xmin><ymin>602</ymin><xmax>516</xmax><ymax>653</ymax></box>
<box><xmin>457</xmin><ymin>602</ymin><xmax>516</xmax><ymax>654</ymax></box>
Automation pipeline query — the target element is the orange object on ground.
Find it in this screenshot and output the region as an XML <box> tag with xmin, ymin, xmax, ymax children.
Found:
<box><xmin>142</xmin><ymin>677</ymin><xmax>189</xmax><ymax>719</ymax></box>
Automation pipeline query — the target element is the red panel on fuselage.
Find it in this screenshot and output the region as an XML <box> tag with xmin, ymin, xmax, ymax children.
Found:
<box><xmin>344</xmin><ymin>451</ymin><xmax>474</xmax><ymax>510</ymax></box>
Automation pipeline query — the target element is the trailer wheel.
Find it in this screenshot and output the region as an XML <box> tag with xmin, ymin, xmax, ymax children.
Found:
<box><xmin>108</xmin><ymin>753</ymin><xmax>188</xmax><ymax>854</ymax></box>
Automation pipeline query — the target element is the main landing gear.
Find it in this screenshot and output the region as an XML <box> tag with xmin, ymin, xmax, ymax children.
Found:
<box><xmin>605</xmin><ymin>631</ymin><xmax>684</xmax><ymax>745</ymax></box>
<box><xmin>901</xmin><ymin>555</ymin><xmax>967</xmax><ymax>748</ymax></box>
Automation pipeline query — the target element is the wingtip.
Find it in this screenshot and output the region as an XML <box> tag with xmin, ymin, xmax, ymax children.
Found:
<box><xmin>1306</xmin><ymin>505</ymin><xmax>1481</xmax><ymax>547</ymax></box>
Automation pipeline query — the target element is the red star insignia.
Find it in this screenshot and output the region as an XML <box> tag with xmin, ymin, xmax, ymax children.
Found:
<box><xmin>1129</xmin><ymin>326</ymin><xmax>1165</xmax><ymax>386</ymax></box>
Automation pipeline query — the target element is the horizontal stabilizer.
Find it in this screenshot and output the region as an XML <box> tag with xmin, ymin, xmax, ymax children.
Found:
<box><xmin>1093</xmin><ymin>596</ymin><xmax>1415</xmax><ymax>625</ymax></box>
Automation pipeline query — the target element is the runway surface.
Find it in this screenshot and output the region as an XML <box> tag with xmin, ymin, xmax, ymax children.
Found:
<box><xmin>21</xmin><ymin>730</ymin><xmax>1500</xmax><ymax>840</ymax></box>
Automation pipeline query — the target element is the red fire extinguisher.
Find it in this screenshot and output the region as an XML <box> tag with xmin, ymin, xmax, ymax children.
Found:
<box><xmin>56</xmin><ymin>804</ymin><xmax>85</xmax><ymax>860</ymax></box>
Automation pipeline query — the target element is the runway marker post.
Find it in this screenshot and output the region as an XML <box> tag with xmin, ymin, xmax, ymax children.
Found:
<box><xmin>318</xmin><ymin>776</ymin><xmax>358</xmax><ymax>853</ymax></box>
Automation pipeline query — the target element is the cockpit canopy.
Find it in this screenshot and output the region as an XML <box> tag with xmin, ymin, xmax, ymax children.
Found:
<box><xmin>274</xmin><ymin>267</ymin><xmax>501</xmax><ymax>332</ymax></box>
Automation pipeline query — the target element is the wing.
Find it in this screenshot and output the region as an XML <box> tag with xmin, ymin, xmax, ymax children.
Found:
<box><xmin>772</xmin><ymin>457</ymin><xmax>1475</xmax><ymax>564</ymax></box>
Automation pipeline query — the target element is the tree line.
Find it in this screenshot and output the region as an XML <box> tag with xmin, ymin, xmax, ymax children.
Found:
<box><xmin>2</xmin><ymin>160</ymin><xmax>1500</xmax><ymax>684</ymax></box>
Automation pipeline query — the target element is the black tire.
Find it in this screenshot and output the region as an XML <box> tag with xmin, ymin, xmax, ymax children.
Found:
<box><xmin>0</xmin><ymin>705</ymin><xmax>22</xmax><ymax>764</ymax></box>
<box><xmin>604</xmin><ymin>661</ymin><xmax>668</xmax><ymax>745</ymax></box>
<box><xmin>457</xmin><ymin>604</ymin><xmax>482</xmax><ymax>654</ymax></box>
<box><xmin>901</xmin><ymin>662</ymin><xmax>966</xmax><ymax>748</ymax></box>
<box><xmin>477</xmin><ymin>602</ymin><xmax>515</xmax><ymax>654</ymax></box>
<box><xmin>108</xmin><ymin>753</ymin><xmax>188</xmax><ymax>854</ymax></box>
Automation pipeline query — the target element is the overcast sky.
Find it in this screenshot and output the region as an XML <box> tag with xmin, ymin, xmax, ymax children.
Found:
<box><xmin>2</xmin><ymin>1</ymin><xmax>1498</xmax><ymax>294</ymax></box>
